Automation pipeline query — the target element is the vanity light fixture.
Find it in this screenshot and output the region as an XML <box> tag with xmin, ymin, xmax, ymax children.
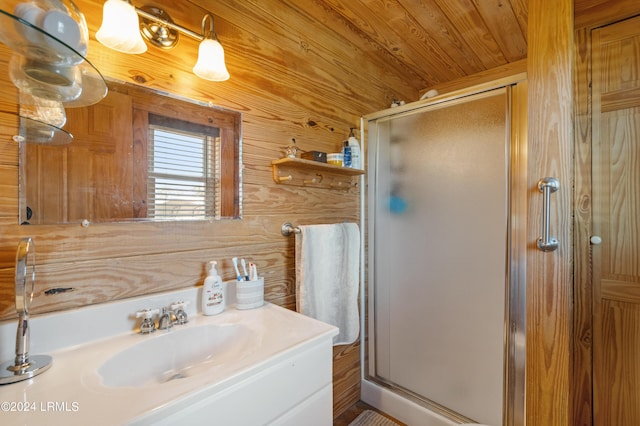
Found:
<box><xmin>192</xmin><ymin>14</ymin><xmax>230</xmax><ymax>81</ymax></box>
<box><xmin>96</xmin><ymin>0</ymin><xmax>230</xmax><ymax>81</ymax></box>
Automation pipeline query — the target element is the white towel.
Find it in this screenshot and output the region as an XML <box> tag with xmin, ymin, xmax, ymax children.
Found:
<box><xmin>295</xmin><ymin>223</ymin><xmax>360</xmax><ymax>345</ymax></box>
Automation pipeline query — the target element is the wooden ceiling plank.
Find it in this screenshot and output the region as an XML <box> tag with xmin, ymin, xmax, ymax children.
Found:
<box><xmin>396</xmin><ymin>0</ymin><xmax>488</xmax><ymax>74</ymax></box>
<box><xmin>430</xmin><ymin>0</ymin><xmax>509</xmax><ymax>69</ymax></box>
<box><xmin>277</xmin><ymin>0</ymin><xmax>427</xmax><ymax>95</ymax></box>
<box><xmin>360</xmin><ymin>0</ymin><xmax>471</xmax><ymax>81</ymax></box>
<box><xmin>472</xmin><ymin>0</ymin><xmax>527</xmax><ymax>62</ymax></box>
<box><xmin>363</xmin><ymin>0</ymin><xmax>482</xmax><ymax>75</ymax></box>
<box><xmin>320</xmin><ymin>0</ymin><xmax>466</xmax><ymax>84</ymax></box>
<box><xmin>508</xmin><ymin>0</ymin><xmax>528</xmax><ymax>38</ymax></box>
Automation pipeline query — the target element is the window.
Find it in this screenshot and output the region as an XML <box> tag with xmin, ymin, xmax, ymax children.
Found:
<box><xmin>147</xmin><ymin>114</ymin><xmax>221</xmax><ymax>220</ymax></box>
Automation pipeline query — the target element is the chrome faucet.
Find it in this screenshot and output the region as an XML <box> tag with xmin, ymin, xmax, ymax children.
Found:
<box><xmin>0</xmin><ymin>237</ymin><xmax>52</xmax><ymax>384</ymax></box>
<box><xmin>136</xmin><ymin>302</ymin><xmax>188</xmax><ymax>334</ymax></box>
<box><xmin>158</xmin><ymin>307</ymin><xmax>177</xmax><ymax>330</ymax></box>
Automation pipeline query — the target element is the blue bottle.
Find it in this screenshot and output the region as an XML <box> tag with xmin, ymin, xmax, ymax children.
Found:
<box><xmin>342</xmin><ymin>141</ymin><xmax>352</xmax><ymax>168</ymax></box>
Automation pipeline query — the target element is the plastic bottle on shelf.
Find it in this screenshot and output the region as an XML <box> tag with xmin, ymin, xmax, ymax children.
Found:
<box><xmin>342</xmin><ymin>140</ymin><xmax>352</xmax><ymax>168</ymax></box>
<box><xmin>348</xmin><ymin>128</ymin><xmax>361</xmax><ymax>169</ymax></box>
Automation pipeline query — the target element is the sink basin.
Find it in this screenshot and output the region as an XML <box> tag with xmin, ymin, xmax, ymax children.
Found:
<box><xmin>99</xmin><ymin>323</ymin><xmax>256</xmax><ymax>387</ymax></box>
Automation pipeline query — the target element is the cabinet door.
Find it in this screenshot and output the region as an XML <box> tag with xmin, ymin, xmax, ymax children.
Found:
<box><xmin>592</xmin><ymin>15</ymin><xmax>640</xmax><ymax>426</ymax></box>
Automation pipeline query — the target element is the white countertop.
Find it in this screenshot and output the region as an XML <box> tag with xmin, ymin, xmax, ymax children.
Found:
<box><xmin>0</xmin><ymin>287</ymin><xmax>338</xmax><ymax>425</ymax></box>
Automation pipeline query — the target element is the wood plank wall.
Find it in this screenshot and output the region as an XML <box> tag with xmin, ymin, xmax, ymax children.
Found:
<box><xmin>0</xmin><ymin>0</ymin><xmax>419</xmax><ymax>417</ymax></box>
<box><xmin>526</xmin><ymin>0</ymin><xmax>573</xmax><ymax>425</ymax></box>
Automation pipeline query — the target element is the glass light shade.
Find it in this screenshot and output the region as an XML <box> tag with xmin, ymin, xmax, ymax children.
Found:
<box><xmin>96</xmin><ymin>0</ymin><xmax>147</xmax><ymax>54</ymax></box>
<box><xmin>193</xmin><ymin>38</ymin><xmax>230</xmax><ymax>81</ymax></box>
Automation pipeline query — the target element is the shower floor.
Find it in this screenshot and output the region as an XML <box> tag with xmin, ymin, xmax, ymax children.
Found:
<box><xmin>334</xmin><ymin>401</ymin><xmax>405</xmax><ymax>426</ymax></box>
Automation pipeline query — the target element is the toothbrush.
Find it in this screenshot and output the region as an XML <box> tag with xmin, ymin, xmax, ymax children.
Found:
<box><xmin>250</xmin><ymin>263</ymin><xmax>258</xmax><ymax>281</ymax></box>
<box><xmin>241</xmin><ymin>258</ymin><xmax>249</xmax><ymax>281</ymax></box>
<box><xmin>232</xmin><ymin>257</ymin><xmax>243</xmax><ymax>281</ymax></box>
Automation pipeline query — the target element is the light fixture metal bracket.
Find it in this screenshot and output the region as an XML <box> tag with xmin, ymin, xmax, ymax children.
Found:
<box><xmin>200</xmin><ymin>14</ymin><xmax>217</xmax><ymax>40</ymax></box>
<box><xmin>135</xmin><ymin>4</ymin><xmax>206</xmax><ymax>49</ymax></box>
<box><xmin>139</xmin><ymin>6</ymin><xmax>179</xmax><ymax>49</ymax></box>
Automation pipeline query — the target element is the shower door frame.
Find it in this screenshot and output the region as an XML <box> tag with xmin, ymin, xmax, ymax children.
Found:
<box><xmin>362</xmin><ymin>76</ymin><xmax>528</xmax><ymax>426</ymax></box>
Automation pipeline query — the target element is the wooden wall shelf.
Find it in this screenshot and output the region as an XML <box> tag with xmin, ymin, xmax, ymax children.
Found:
<box><xmin>271</xmin><ymin>157</ymin><xmax>364</xmax><ymax>190</ymax></box>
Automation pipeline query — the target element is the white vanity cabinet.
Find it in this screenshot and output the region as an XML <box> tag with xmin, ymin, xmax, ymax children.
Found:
<box><xmin>136</xmin><ymin>337</ymin><xmax>334</xmax><ymax>426</ymax></box>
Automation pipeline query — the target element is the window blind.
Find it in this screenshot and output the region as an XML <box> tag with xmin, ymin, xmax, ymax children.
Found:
<box><xmin>147</xmin><ymin>116</ymin><xmax>220</xmax><ymax>220</ymax></box>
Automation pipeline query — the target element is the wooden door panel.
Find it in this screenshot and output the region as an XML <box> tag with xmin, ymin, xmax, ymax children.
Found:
<box><xmin>592</xmin><ymin>15</ymin><xmax>640</xmax><ymax>426</ymax></box>
<box><xmin>599</xmin><ymin>111</ymin><xmax>640</xmax><ymax>279</ymax></box>
<box><xmin>598</xmin><ymin>299</ymin><xmax>640</xmax><ymax>424</ymax></box>
<box><xmin>25</xmin><ymin>90</ymin><xmax>134</xmax><ymax>223</ymax></box>
<box><xmin>602</xmin><ymin>280</ymin><xmax>640</xmax><ymax>304</ymax></box>
<box><xmin>66</xmin><ymin>90</ymin><xmax>133</xmax><ymax>221</ymax></box>
<box><xmin>25</xmin><ymin>145</ymin><xmax>67</xmax><ymax>223</ymax></box>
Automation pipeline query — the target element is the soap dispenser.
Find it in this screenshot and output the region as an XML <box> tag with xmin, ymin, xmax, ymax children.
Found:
<box><xmin>202</xmin><ymin>261</ymin><xmax>225</xmax><ymax>315</ymax></box>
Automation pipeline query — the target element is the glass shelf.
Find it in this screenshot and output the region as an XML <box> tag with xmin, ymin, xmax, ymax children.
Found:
<box><xmin>0</xmin><ymin>8</ymin><xmax>107</xmax><ymax>108</ymax></box>
<box><xmin>18</xmin><ymin>115</ymin><xmax>73</xmax><ymax>145</ymax></box>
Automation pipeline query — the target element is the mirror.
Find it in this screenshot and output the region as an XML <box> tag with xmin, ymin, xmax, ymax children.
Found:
<box><xmin>20</xmin><ymin>80</ymin><xmax>242</xmax><ymax>224</ymax></box>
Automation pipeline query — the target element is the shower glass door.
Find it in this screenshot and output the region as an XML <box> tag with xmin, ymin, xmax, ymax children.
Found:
<box><xmin>367</xmin><ymin>88</ymin><xmax>515</xmax><ymax>426</ymax></box>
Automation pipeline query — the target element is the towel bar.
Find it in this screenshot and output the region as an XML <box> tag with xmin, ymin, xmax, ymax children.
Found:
<box><xmin>281</xmin><ymin>222</ymin><xmax>301</xmax><ymax>237</ymax></box>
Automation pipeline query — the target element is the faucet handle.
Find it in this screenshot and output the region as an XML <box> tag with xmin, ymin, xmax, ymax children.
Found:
<box><xmin>170</xmin><ymin>301</ymin><xmax>189</xmax><ymax>325</ymax></box>
<box><xmin>135</xmin><ymin>308</ymin><xmax>159</xmax><ymax>319</ymax></box>
<box><xmin>170</xmin><ymin>301</ymin><xmax>189</xmax><ymax>311</ymax></box>
<box><xmin>135</xmin><ymin>308</ymin><xmax>159</xmax><ymax>334</ymax></box>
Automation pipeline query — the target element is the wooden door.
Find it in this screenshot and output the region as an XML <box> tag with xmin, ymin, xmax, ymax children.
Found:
<box><xmin>25</xmin><ymin>90</ymin><xmax>133</xmax><ymax>223</ymax></box>
<box><xmin>592</xmin><ymin>15</ymin><xmax>640</xmax><ymax>426</ymax></box>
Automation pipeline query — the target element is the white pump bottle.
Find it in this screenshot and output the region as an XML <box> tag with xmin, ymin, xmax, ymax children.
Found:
<box><xmin>202</xmin><ymin>261</ymin><xmax>225</xmax><ymax>315</ymax></box>
<box><xmin>347</xmin><ymin>128</ymin><xmax>361</xmax><ymax>170</ymax></box>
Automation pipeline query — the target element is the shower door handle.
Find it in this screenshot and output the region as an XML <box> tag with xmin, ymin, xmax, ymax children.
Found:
<box><xmin>537</xmin><ymin>177</ymin><xmax>560</xmax><ymax>252</ymax></box>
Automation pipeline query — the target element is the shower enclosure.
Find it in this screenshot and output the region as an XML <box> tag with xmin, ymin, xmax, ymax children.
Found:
<box><xmin>363</xmin><ymin>79</ymin><xmax>527</xmax><ymax>426</ymax></box>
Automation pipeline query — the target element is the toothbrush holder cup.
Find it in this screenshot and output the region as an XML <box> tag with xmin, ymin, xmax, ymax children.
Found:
<box><xmin>236</xmin><ymin>277</ymin><xmax>264</xmax><ymax>310</ymax></box>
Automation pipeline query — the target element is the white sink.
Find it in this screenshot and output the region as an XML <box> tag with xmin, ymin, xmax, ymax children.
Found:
<box><xmin>99</xmin><ymin>323</ymin><xmax>257</xmax><ymax>387</ymax></box>
<box><xmin>0</xmin><ymin>287</ymin><xmax>339</xmax><ymax>425</ymax></box>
